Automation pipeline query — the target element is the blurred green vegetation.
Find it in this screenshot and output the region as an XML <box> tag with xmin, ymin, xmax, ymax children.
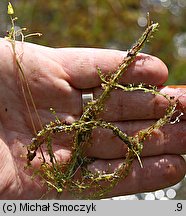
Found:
<box><xmin>1</xmin><ymin>0</ymin><xmax>186</xmax><ymax>84</ymax></box>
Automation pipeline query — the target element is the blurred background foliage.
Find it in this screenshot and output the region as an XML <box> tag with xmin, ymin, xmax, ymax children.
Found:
<box><xmin>0</xmin><ymin>0</ymin><xmax>186</xmax><ymax>84</ymax></box>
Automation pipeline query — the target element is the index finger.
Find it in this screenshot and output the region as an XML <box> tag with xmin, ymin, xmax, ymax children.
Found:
<box><xmin>55</xmin><ymin>48</ymin><xmax>168</xmax><ymax>89</ymax></box>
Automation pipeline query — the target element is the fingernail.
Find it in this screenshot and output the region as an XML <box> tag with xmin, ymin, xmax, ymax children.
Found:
<box><xmin>168</xmin><ymin>85</ymin><xmax>186</xmax><ymax>89</ymax></box>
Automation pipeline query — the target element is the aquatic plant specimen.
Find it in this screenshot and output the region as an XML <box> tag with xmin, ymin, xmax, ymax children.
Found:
<box><xmin>6</xmin><ymin>3</ymin><xmax>182</xmax><ymax>199</ymax></box>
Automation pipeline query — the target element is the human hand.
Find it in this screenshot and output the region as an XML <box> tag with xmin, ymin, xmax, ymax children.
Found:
<box><xmin>0</xmin><ymin>38</ymin><xmax>185</xmax><ymax>199</ymax></box>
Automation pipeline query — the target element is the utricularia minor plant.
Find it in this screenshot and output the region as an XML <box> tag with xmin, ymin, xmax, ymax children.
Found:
<box><xmin>5</xmin><ymin>2</ymin><xmax>184</xmax><ymax>199</ymax></box>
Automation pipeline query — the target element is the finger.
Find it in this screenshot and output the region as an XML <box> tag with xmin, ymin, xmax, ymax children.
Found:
<box><xmin>38</xmin><ymin>85</ymin><xmax>186</xmax><ymax>124</ymax></box>
<box><xmin>93</xmin><ymin>85</ymin><xmax>186</xmax><ymax>121</ymax></box>
<box><xmin>86</xmin><ymin>121</ymin><xmax>186</xmax><ymax>159</ymax></box>
<box><xmin>55</xmin><ymin>48</ymin><xmax>168</xmax><ymax>88</ymax></box>
<box><xmin>87</xmin><ymin>155</ymin><xmax>186</xmax><ymax>198</ymax></box>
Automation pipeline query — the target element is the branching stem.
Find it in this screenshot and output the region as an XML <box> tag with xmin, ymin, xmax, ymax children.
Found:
<box><xmin>5</xmin><ymin>3</ymin><xmax>181</xmax><ymax>199</ymax></box>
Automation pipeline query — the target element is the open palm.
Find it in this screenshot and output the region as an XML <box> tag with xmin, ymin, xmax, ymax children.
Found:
<box><xmin>0</xmin><ymin>38</ymin><xmax>185</xmax><ymax>199</ymax></box>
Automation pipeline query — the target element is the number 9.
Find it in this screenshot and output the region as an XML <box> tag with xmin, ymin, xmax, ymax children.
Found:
<box><xmin>177</xmin><ymin>203</ymin><xmax>182</xmax><ymax>211</ymax></box>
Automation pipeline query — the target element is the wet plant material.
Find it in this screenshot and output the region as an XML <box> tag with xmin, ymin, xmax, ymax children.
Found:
<box><xmin>5</xmin><ymin>3</ymin><xmax>183</xmax><ymax>199</ymax></box>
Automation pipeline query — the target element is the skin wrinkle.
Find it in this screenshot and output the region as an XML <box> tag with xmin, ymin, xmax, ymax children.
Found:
<box><xmin>48</xmin><ymin>53</ymin><xmax>72</xmax><ymax>85</ymax></box>
<box><xmin>12</xmin><ymin>144</ymin><xmax>45</xmax><ymax>199</ymax></box>
<box><xmin>4</xmin><ymin>134</ymin><xmax>47</xmax><ymax>199</ymax></box>
<box><xmin>52</xmin><ymin>52</ymin><xmax>73</xmax><ymax>87</ymax></box>
<box><xmin>9</xmin><ymin>138</ymin><xmax>29</xmax><ymax>199</ymax></box>
<box><xmin>18</xmin><ymin>170</ymin><xmax>42</xmax><ymax>199</ymax></box>
<box><xmin>11</xmin><ymin>165</ymin><xmax>22</xmax><ymax>198</ymax></box>
<box><xmin>118</xmin><ymin>89</ymin><xmax>125</xmax><ymax>120</ymax></box>
<box><xmin>0</xmin><ymin>141</ymin><xmax>20</xmax><ymax>199</ymax></box>
<box><xmin>0</xmin><ymin>146</ymin><xmax>8</xmax><ymax>175</ymax></box>
<box><xmin>64</xmin><ymin>49</ymin><xmax>97</xmax><ymax>89</ymax></box>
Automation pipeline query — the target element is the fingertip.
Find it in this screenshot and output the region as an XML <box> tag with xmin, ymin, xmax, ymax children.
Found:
<box><xmin>122</xmin><ymin>53</ymin><xmax>169</xmax><ymax>86</ymax></box>
<box><xmin>159</xmin><ymin>155</ymin><xmax>186</xmax><ymax>186</ymax></box>
<box><xmin>149</xmin><ymin>55</ymin><xmax>168</xmax><ymax>85</ymax></box>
